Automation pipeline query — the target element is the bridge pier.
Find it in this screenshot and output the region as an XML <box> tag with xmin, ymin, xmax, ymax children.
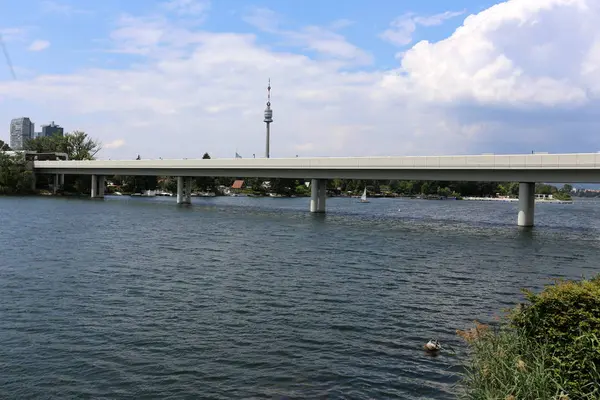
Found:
<box><xmin>91</xmin><ymin>174</ymin><xmax>105</xmax><ymax>199</ymax></box>
<box><xmin>518</xmin><ymin>182</ymin><xmax>535</xmax><ymax>227</ymax></box>
<box><xmin>310</xmin><ymin>179</ymin><xmax>327</xmax><ymax>213</ymax></box>
<box><xmin>98</xmin><ymin>176</ymin><xmax>105</xmax><ymax>198</ymax></box>
<box><xmin>53</xmin><ymin>174</ymin><xmax>59</xmax><ymax>194</ymax></box>
<box><xmin>177</xmin><ymin>176</ymin><xmax>192</xmax><ymax>204</ymax></box>
<box><xmin>91</xmin><ymin>175</ymin><xmax>97</xmax><ymax>198</ymax></box>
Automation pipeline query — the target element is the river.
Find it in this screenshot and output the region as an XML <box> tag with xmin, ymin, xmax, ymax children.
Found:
<box><xmin>0</xmin><ymin>195</ymin><xmax>598</xmax><ymax>399</ymax></box>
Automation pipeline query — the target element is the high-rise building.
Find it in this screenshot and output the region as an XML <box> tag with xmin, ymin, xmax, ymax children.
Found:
<box><xmin>10</xmin><ymin>117</ymin><xmax>35</xmax><ymax>150</ymax></box>
<box><xmin>41</xmin><ymin>121</ymin><xmax>64</xmax><ymax>137</ymax></box>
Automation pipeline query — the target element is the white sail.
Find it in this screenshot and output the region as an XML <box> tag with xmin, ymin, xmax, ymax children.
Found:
<box><xmin>361</xmin><ymin>187</ymin><xmax>367</xmax><ymax>201</ymax></box>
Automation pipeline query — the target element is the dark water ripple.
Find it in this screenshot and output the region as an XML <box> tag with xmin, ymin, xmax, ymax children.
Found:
<box><xmin>0</xmin><ymin>196</ymin><xmax>599</xmax><ymax>399</ymax></box>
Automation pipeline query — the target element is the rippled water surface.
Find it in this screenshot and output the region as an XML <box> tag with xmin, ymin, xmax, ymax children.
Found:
<box><xmin>1</xmin><ymin>195</ymin><xmax>599</xmax><ymax>399</ymax></box>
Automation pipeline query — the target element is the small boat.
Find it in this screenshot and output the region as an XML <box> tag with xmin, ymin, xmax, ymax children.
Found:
<box><xmin>359</xmin><ymin>187</ymin><xmax>369</xmax><ymax>203</ymax></box>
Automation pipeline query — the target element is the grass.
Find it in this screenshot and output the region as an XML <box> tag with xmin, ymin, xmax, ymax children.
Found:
<box><xmin>458</xmin><ymin>322</ymin><xmax>573</xmax><ymax>399</ymax></box>
<box><xmin>458</xmin><ymin>276</ymin><xmax>600</xmax><ymax>399</ymax></box>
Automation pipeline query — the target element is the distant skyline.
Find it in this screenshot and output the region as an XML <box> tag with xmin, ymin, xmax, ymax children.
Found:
<box><xmin>1</xmin><ymin>0</ymin><xmax>599</xmax><ymax>160</ymax></box>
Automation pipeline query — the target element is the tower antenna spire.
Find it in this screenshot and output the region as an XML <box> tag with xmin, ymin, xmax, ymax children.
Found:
<box><xmin>264</xmin><ymin>78</ymin><xmax>273</xmax><ymax>158</ymax></box>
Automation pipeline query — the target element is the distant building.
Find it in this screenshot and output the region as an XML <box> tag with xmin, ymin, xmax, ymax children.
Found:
<box><xmin>10</xmin><ymin>117</ymin><xmax>35</xmax><ymax>150</ymax></box>
<box><xmin>41</xmin><ymin>121</ymin><xmax>64</xmax><ymax>137</ymax></box>
<box><xmin>33</xmin><ymin>132</ymin><xmax>42</xmax><ymax>139</ymax></box>
<box><xmin>231</xmin><ymin>180</ymin><xmax>245</xmax><ymax>192</ymax></box>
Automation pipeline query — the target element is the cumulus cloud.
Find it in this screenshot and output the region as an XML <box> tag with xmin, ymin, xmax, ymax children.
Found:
<box><xmin>27</xmin><ymin>40</ymin><xmax>50</xmax><ymax>51</ymax></box>
<box><xmin>0</xmin><ymin>0</ymin><xmax>599</xmax><ymax>160</ymax></box>
<box><xmin>392</xmin><ymin>0</ymin><xmax>597</xmax><ymax>107</ymax></box>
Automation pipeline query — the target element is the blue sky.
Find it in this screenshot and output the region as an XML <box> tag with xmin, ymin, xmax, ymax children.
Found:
<box><xmin>2</xmin><ymin>0</ymin><xmax>490</xmax><ymax>75</ymax></box>
<box><xmin>0</xmin><ymin>0</ymin><xmax>599</xmax><ymax>159</ymax></box>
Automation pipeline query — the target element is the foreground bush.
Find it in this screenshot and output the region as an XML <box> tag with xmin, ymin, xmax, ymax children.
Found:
<box><xmin>0</xmin><ymin>152</ymin><xmax>34</xmax><ymax>194</ymax></box>
<box><xmin>459</xmin><ymin>276</ymin><xmax>600</xmax><ymax>399</ymax></box>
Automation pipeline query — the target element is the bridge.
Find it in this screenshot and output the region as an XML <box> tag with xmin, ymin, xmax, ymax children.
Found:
<box><xmin>33</xmin><ymin>152</ymin><xmax>600</xmax><ymax>227</ymax></box>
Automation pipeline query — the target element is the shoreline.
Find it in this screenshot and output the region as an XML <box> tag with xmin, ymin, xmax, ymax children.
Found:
<box><xmin>0</xmin><ymin>192</ymin><xmax>577</xmax><ymax>203</ymax></box>
<box><xmin>462</xmin><ymin>196</ymin><xmax>573</xmax><ymax>204</ymax></box>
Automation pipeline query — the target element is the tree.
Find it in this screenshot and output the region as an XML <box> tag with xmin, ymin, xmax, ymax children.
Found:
<box><xmin>0</xmin><ymin>140</ymin><xmax>11</xmax><ymax>151</ymax></box>
<box><xmin>194</xmin><ymin>153</ymin><xmax>212</xmax><ymax>191</ymax></box>
<box><xmin>65</xmin><ymin>131</ymin><xmax>102</xmax><ymax>160</ymax></box>
<box><xmin>562</xmin><ymin>184</ymin><xmax>573</xmax><ymax>193</ymax></box>
<box><xmin>508</xmin><ymin>182</ymin><xmax>520</xmax><ymax>197</ymax></box>
<box><xmin>23</xmin><ymin>131</ymin><xmax>101</xmax><ymax>193</ymax></box>
<box><xmin>24</xmin><ymin>131</ymin><xmax>101</xmax><ymax>160</ymax></box>
<box><xmin>420</xmin><ymin>181</ymin><xmax>433</xmax><ymax>195</ymax></box>
<box><xmin>535</xmin><ymin>183</ymin><xmax>556</xmax><ymax>195</ymax></box>
<box><xmin>269</xmin><ymin>178</ymin><xmax>296</xmax><ymax>196</ymax></box>
<box><xmin>0</xmin><ymin>152</ymin><xmax>33</xmax><ymax>194</ymax></box>
<box><xmin>25</xmin><ymin>136</ymin><xmax>66</xmax><ymax>154</ymax></box>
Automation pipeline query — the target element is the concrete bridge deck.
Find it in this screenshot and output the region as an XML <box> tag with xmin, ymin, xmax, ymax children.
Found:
<box><xmin>32</xmin><ymin>153</ymin><xmax>600</xmax><ymax>227</ymax></box>
<box><xmin>32</xmin><ymin>153</ymin><xmax>600</xmax><ymax>182</ymax></box>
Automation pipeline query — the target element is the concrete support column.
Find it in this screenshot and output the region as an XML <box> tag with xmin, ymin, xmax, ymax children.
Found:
<box><xmin>91</xmin><ymin>174</ymin><xmax>97</xmax><ymax>198</ymax></box>
<box><xmin>317</xmin><ymin>179</ymin><xmax>327</xmax><ymax>213</ymax></box>
<box><xmin>60</xmin><ymin>174</ymin><xmax>64</xmax><ymax>186</ymax></box>
<box><xmin>310</xmin><ymin>179</ymin><xmax>319</xmax><ymax>212</ymax></box>
<box><xmin>53</xmin><ymin>174</ymin><xmax>59</xmax><ymax>194</ymax></box>
<box><xmin>185</xmin><ymin>177</ymin><xmax>193</xmax><ymax>204</ymax></box>
<box><xmin>97</xmin><ymin>175</ymin><xmax>105</xmax><ymax>198</ymax></box>
<box><xmin>177</xmin><ymin>176</ymin><xmax>184</xmax><ymax>204</ymax></box>
<box><xmin>31</xmin><ymin>173</ymin><xmax>36</xmax><ymax>191</ymax></box>
<box><xmin>176</xmin><ymin>177</ymin><xmax>192</xmax><ymax>204</ymax></box>
<box><xmin>310</xmin><ymin>179</ymin><xmax>327</xmax><ymax>213</ymax></box>
<box><xmin>90</xmin><ymin>174</ymin><xmax>105</xmax><ymax>198</ymax></box>
<box><xmin>518</xmin><ymin>182</ymin><xmax>535</xmax><ymax>227</ymax></box>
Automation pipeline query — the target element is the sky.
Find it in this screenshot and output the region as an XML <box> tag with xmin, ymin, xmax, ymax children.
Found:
<box><xmin>0</xmin><ymin>0</ymin><xmax>599</xmax><ymax>160</ymax></box>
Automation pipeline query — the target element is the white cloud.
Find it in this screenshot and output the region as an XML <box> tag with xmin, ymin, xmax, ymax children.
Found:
<box><xmin>243</xmin><ymin>8</ymin><xmax>371</xmax><ymax>65</ymax></box>
<box><xmin>162</xmin><ymin>0</ymin><xmax>210</xmax><ymax>16</ymax></box>
<box><xmin>381</xmin><ymin>10</ymin><xmax>465</xmax><ymax>46</ymax></box>
<box><xmin>40</xmin><ymin>1</ymin><xmax>91</xmax><ymax>16</ymax></box>
<box><xmin>105</xmin><ymin>139</ymin><xmax>125</xmax><ymax>149</ymax></box>
<box><xmin>242</xmin><ymin>8</ymin><xmax>280</xmax><ymax>32</ymax></box>
<box><xmin>0</xmin><ymin>0</ymin><xmax>599</xmax><ymax>160</ymax></box>
<box><xmin>414</xmin><ymin>11</ymin><xmax>467</xmax><ymax>27</ymax></box>
<box><xmin>0</xmin><ymin>27</ymin><xmax>28</xmax><ymax>42</ymax></box>
<box><xmin>394</xmin><ymin>0</ymin><xmax>596</xmax><ymax>106</ymax></box>
<box><xmin>294</xmin><ymin>142</ymin><xmax>315</xmax><ymax>152</ymax></box>
<box><xmin>27</xmin><ymin>40</ymin><xmax>50</xmax><ymax>51</ymax></box>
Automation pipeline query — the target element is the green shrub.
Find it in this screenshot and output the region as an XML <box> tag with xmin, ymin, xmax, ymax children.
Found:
<box><xmin>0</xmin><ymin>152</ymin><xmax>34</xmax><ymax>194</ymax></box>
<box><xmin>554</xmin><ymin>192</ymin><xmax>573</xmax><ymax>201</ymax></box>
<box><xmin>509</xmin><ymin>276</ymin><xmax>600</xmax><ymax>398</ymax></box>
<box><xmin>459</xmin><ymin>276</ymin><xmax>600</xmax><ymax>399</ymax></box>
<box><xmin>295</xmin><ymin>184</ymin><xmax>310</xmax><ymax>196</ymax></box>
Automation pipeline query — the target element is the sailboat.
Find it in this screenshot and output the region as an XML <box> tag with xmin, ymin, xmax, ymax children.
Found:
<box><xmin>359</xmin><ymin>187</ymin><xmax>369</xmax><ymax>203</ymax></box>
